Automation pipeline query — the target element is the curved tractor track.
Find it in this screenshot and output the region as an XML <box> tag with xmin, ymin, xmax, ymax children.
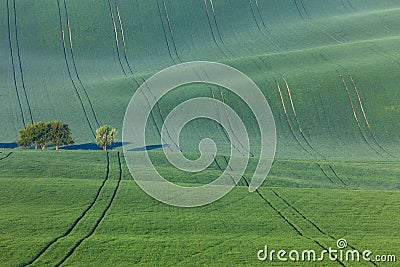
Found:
<box><xmin>6</xmin><ymin>0</ymin><xmax>34</xmax><ymax>127</ymax></box>
<box><xmin>25</xmin><ymin>152</ymin><xmax>122</xmax><ymax>267</ymax></box>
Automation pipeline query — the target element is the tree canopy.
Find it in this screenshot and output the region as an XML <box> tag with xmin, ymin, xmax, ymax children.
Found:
<box><xmin>96</xmin><ymin>125</ymin><xmax>117</xmax><ymax>151</ymax></box>
<box><xmin>17</xmin><ymin>121</ymin><xmax>74</xmax><ymax>150</ymax></box>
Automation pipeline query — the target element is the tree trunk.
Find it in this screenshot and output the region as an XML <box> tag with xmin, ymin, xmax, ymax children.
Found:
<box><xmin>56</xmin><ymin>145</ymin><xmax>59</xmax><ymax>151</ymax></box>
<box><xmin>103</xmin><ymin>144</ymin><xmax>107</xmax><ymax>151</ymax></box>
<box><xmin>41</xmin><ymin>144</ymin><xmax>46</xmax><ymax>150</ymax></box>
<box><xmin>35</xmin><ymin>144</ymin><xmax>38</xmax><ymax>150</ymax></box>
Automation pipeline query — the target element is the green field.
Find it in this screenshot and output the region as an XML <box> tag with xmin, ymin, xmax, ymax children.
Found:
<box><xmin>1</xmin><ymin>0</ymin><xmax>399</xmax><ymax>266</ymax></box>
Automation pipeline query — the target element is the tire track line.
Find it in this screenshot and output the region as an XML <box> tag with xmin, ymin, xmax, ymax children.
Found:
<box><xmin>162</xmin><ymin>0</ymin><xmax>182</xmax><ymax>62</ymax></box>
<box><xmin>248</xmin><ymin>0</ymin><xmax>281</xmax><ymax>52</ymax></box>
<box><xmin>220</xmin><ymin>90</ymin><xmax>255</xmax><ymax>157</ymax></box>
<box><xmin>293</xmin><ymin>0</ymin><xmax>305</xmax><ymax>21</ymax></box>
<box><xmin>271</xmin><ymin>189</ymin><xmax>377</xmax><ymax>266</ymax></box>
<box><xmin>25</xmin><ymin>152</ymin><xmax>111</xmax><ymax>266</ymax></box>
<box><xmin>328</xmin><ymin>165</ymin><xmax>347</xmax><ymax>186</ymax></box>
<box><xmin>349</xmin><ymin>75</ymin><xmax>394</xmax><ymax>158</ymax></box>
<box><xmin>242</xmin><ymin>178</ymin><xmax>346</xmax><ymax>266</ymax></box>
<box><xmin>282</xmin><ymin>77</ymin><xmax>344</xmax><ymax>180</ymax></box>
<box><xmin>112</xmin><ymin>1</ymin><xmax>172</xmax><ymax>151</ymax></box>
<box><xmin>114</xmin><ymin>0</ymin><xmax>134</xmax><ymax>75</ymax></box>
<box><xmin>197</xmin><ymin>68</ymin><xmax>247</xmax><ymax>157</ymax></box>
<box><xmin>6</xmin><ymin>0</ymin><xmax>25</xmax><ymax>127</ymax></box>
<box><xmin>106</xmin><ymin>0</ymin><xmax>127</xmax><ymax>76</ymax></box>
<box><xmin>156</xmin><ymin>0</ymin><xmax>177</xmax><ymax>64</ymax></box>
<box><xmin>56</xmin><ymin>0</ymin><xmax>96</xmax><ymax>137</ymax></box>
<box><xmin>282</xmin><ymin>76</ymin><xmax>325</xmax><ymax>159</ymax></box>
<box><xmin>12</xmin><ymin>0</ymin><xmax>33</xmax><ymax>124</ymax></box>
<box><xmin>276</xmin><ymin>80</ymin><xmax>312</xmax><ymax>156</ymax></box>
<box><xmin>298</xmin><ymin>0</ymin><xmax>310</xmax><ymax>19</ymax></box>
<box><xmin>0</xmin><ymin>152</ymin><xmax>13</xmax><ymax>161</ymax></box>
<box><xmin>316</xmin><ymin>163</ymin><xmax>334</xmax><ymax>183</ymax></box>
<box><xmin>55</xmin><ymin>152</ymin><xmax>123</xmax><ymax>267</ymax></box>
<box><xmin>201</xmin><ymin>0</ymin><xmax>229</xmax><ymax>58</ymax></box>
<box><xmin>279</xmin><ymin>76</ymin><xmax>345</xmax><ymax>186</ymax></box>
<box><xmin>63</xmin><ymin>0</ymin><xmax>101</xmax><ymax>128</ymax></box>
<box><xmin>209</xmin><ymin>87</ymin><xmax>244</xmax><ymax>156</ymax></box>
<box><xmin>251</xmin><ymin>0</ymin><xmax>284</xmax><ymax>52</ymax></box>
<box><xmin>339</xmin><ymin>73</ymin><xmax>384</xmax><ymax>158</ymax></box>
<box><xmin>208</xmin><ymin>0</ymin><xmax>235</xmax><ymax>57</ymax></box>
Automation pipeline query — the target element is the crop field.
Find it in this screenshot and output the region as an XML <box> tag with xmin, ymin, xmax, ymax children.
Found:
<box><xmin>0</xmin><ymin>0</ymin><xmax>399</xmax><ymax>266</ymax></box>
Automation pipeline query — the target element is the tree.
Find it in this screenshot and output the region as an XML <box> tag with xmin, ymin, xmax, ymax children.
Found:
<box><xmin>17</xmin><ymin>124</ymin><xmax>36</xmax><ymax>148</ymax></box>
<box><xmin>17</xmin><ymin>121</ymin><xmax>73</xmax><ymax>150</ymax></box>
<box><xmin>96</xmin><ymin>125</ymin><xmax>117</xmax><ymax>151</ymax></box>
<box><xmin>49</xmin><ymin>121</ymin><xmax>74</xmax><ymax>150</ymax></box>
<box><xmin>17</xmin><ymin>122</ymin><xmax>48</xmax><ymax>149</ymax></box>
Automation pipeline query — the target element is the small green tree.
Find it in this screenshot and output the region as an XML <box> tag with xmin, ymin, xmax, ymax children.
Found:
<box><xmin>96</xmin><ymin>125</ymin><xmax>117</xmax><ymax>151</ymax></box>
<box><xmin>49</xmin><ymin>121</ymin><xmax>74</xmax><ymax>150</ymax></box>
<box><xmin>17</xmin><ymin>124</ymin><xmax>36</xmax><ymax>148</ymax></box>
<box><xmin>17</xmin><ymin>122</ymin><xmax>48</xmax><ymax>149</ymax></box>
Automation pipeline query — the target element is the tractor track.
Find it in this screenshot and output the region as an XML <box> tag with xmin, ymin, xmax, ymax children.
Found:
<box><xmin>282</xmin><ymin>76</ymin><xmax>347</xmax><ymax>185</ymax></box>
<box><xmin>349</xmin><ymin>75</ymin><xmax>395</xmax><ymax>158</ymax></box>
<box><xmin>241</xmin><ymin>177</ymin><xmax>345</xmax><ymax>266</ymax></box>
<box><xmin>55</xmin><ymin>152</ymin><xmax>122</xmax><ymax>266</ymax></box>
<box><xmin>156</xmin><ymin>0</ymin><xmax>177</xmax><ymax>64</ymax></box>
<box><xmin>339</xmin><ymin>73</ymin><xmax>385</xmax><ymax>158</ymax></box>
<box><xmin>207</xmin><ymin>0</ymin><xmax>235</xmax><ymax>57</ymax></box>
<box><xmin>112</xmin><ymin>1</ymin><xmax>173</xmax><ymax>151</ymax></box>
<box><xmin>277</xmin><ymin>77</ymin><xmax>346</xmax><ymax>186</ymax></box>
<box><xmin>0</xmin><ymin>152</ymin><xmax>13</xmax><ymax>161</ymax></box>
<box><xmin>248</xmin><ymin>0</ymin><xmax>282</xmax><ymax>53</ymax></box>
<box><xmin>201</xmin><ymin>0</ymin><xmax>229</xmax><ymax>58</ymax></box>
<box><xmin>198</xmin><ymin>68</ymin><xmax>248</xmax><ymax>157</ymax></box>
<box><xmin>276</xmin><ymin>80</ymin><xmax>312</xmax><ymax>156</ymax></box>
<box><xmin>106</xmin><ymin>0</ymin><xmax>127</xmax><ymax>76</ymax></box>
<box><xmin>258</xmin><ymin>187</ymin><xmax>345</xmax><ymax>266</ymax></box>
<box><xmin>270</xmin><ymin>189</ymin><xmax>378</xmax><ymax>266</ymax></box>
<box><xmin>62</xmin><ymin>0</ymin><xmax>101</xmax><ymax>128</ymax></box>
<box><xmin>219</xmin><ymin>90</ymin><xmax>254</xmax><ymax>157</ymax></box>
<box><xmin>162</xmin><ymin>0</ymin><xmax>182</xmax><ymax>62</ymax></box>
<box><xmin>114</xmin><ymin>0</ymin><xmax>134</xmax><ymax>75</ymax></box>
<box><xmin>282</xmin><ymin>76</ymin><xmax>325</xmax><ymax>159</ymax></box>
<box><xmin>6</xmin><ymin>0</ymin><xmax>27</xmax><ymax>127</ymax></box>
<box><xmin>12</xmin><ymin>0</ymin><xmax>33</xmax><ymax>124</ymax></box>
<box><xmin>56</xmin><ymin>0</ymin><xmax>96</xmax><ymax>137</ymax></box>
<box><xmin>316</xmin><ymin>162</ymin><xmax>334</xmax><ymax>183</ymax></box>
<box><xmin>293</xmin><ymin>0</ymin><xmax>306</xmax><ymax>21</ymax></box>
<box><xmin>25</xmin><ymin>152</ymin><xmax>111</xmax><ymax>266</ymax></box>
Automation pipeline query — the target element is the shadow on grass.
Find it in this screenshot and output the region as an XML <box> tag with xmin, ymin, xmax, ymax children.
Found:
<box><xmin>0</xmin><ymin>142</ymin><xmax>166</xmax><ymax>151</ymax></box>
<box><xmin>0</xmin><ymin>143</ymin><xmax>18</xmax><ymax>149</ymax></box>
<box><xmin>61</xmin><ymin>142</ymin><xmax>128</xmax><ymax>150</ymax></box>
<box><xmin>128</xmin><ymin>144</ymin><xmax>167</xmax><ymax>151</ymax></box>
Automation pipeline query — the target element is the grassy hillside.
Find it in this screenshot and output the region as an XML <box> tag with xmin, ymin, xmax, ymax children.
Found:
<box><xmin>0</xmin><ymin>0</ymin><xmax>399</xmax><ymax>160</ymax></box>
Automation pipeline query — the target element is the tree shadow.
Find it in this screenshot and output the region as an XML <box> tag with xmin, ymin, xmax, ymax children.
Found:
<box><xmin>0</xmin><ymin>142</ymin><xmax>18</xmax><ymax>149</ymax></box>
<box><xmin>61</xmin><ymin>142</ymin><xmax>128</xmax><ymax>150</ymax></box>
<box><xmin>128</xmin><ymin>144</ymin><xmax>167</xmax><ymax>151</ymax></box>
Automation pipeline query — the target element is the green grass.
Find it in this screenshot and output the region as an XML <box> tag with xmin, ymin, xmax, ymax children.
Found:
<box><xmin>0</xmin><ymin>0</ymin><xmax>399</xmax><ymax>161</ymax></box>
<box><xmin>0</xmin><ymin>150</ymin><xmax>399</xmax><ymax>266</ymax></box>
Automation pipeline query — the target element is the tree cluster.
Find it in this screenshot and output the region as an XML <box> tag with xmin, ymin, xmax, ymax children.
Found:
<box><xmin>17</xmin><ymin>121</ymin><xmax>74</xmax><ymax>150</ymax></box>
